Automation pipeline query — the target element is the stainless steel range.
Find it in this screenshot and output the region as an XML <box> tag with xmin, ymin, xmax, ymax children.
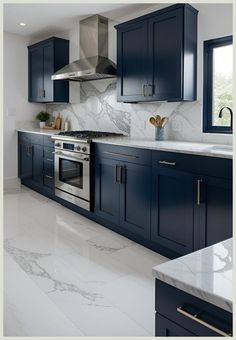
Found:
<box><xmin>51</xmin><ymin>131</ymin><xmax>123</xmax><ymax>210</ymax></box>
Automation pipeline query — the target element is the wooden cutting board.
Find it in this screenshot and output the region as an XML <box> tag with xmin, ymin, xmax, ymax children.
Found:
<box><xmin>55</xmin><ymin>113</ymin><xmax>61</xmax><ymax>130</ymax></box>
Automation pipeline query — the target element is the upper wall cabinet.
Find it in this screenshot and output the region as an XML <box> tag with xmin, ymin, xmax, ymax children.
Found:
<box><xmin>28</xmin><ymin>37</ymin><xmax>69</xmax><ymax>103</ymax></box>
<box><xmin>115</xmin><ymin>4</ymin><xmax>198</xmax><ymax>103</ymax></box>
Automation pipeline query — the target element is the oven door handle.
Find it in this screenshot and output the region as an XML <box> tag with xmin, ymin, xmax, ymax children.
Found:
<box><xmin>54</xmin><ymin>151</ymin><xmax>89</xmax><ymax>162</ymax></box>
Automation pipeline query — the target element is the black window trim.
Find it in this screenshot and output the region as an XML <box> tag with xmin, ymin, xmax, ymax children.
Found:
<box><xmin>203</xmin><ymin>35</ymin><xmax>233</xmax><ymax>134</ymax></box>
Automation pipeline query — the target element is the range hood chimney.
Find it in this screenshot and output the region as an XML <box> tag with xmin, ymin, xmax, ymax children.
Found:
<box><xmin>52</xmin><ymin>15</ymin><xmax>116</xmax><ymax>82</ymax></box>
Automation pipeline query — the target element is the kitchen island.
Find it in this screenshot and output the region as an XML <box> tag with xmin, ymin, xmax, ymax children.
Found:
<box><xmin>153</xmin><ymin>238</ymin><xmax>232</xmax><ymax>336</ymax></box>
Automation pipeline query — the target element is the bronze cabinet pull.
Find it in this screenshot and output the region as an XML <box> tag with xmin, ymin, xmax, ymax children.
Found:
<box><xmin>159</xmin><ymin>160</ymin><xmax>176</xmax><ymax>166</ymax></box>
<box><xmin>177</xmin><ymin>306</ymin><xmax>231</xmax><ymax>337</ymax></box>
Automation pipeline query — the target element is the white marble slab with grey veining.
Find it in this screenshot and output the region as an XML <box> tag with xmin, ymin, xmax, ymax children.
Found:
<box><xmin>152</xmin><ymin>238</ymin><xmax>232</xmax><ymax>312</ymax></box>
<box><xmin>93</xmin><ymin>137</ymin><xmax>233</xmax><ymax>159</ymax></box>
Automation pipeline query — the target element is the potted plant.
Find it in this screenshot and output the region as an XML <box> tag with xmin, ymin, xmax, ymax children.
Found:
<box><xmin>36</xmin><ymin>111</ymin><xmax>50</xmax><ymax>128</ymax></box>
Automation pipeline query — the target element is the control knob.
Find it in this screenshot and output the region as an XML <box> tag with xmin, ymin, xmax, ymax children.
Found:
<box><xmin>82</xmin><ymin>146</ymin><xmax>87</xmax><ymax>152</ymax></box>
<box><xmin>76</xmin><ymin>146</ymin><xmax>81</xmax><ymax>151</ymax></box>
<box><xmin>55</xmin><ymin>143</ymin><xmax>61</xmax><ymax>147</ymax></box>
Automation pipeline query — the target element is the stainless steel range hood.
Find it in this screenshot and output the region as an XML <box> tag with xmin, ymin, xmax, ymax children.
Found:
<box><xmin>52</xmin><ymin>15</ymin><xmax>116</xmax><ymax>82</ymax></box>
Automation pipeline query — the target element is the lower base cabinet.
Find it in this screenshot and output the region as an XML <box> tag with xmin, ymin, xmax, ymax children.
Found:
<box><xmin>155</xmin><ymin>279</ymin><xmax>232</xmax><ymax>337</ymax></box>
<box><xmin>197</xmin><ymin>176</ymin><xmax>232</xmax><ymax>249</ymax></box>
<box><xmin>95</xmin><ymin>145</ymin><xmax>151</xmax><ymax>239</ymax></box>
<box><xmin>18</xmin><ymin>132</ymin><xmax>55</xmax><ymax>198</ymax></box>
<box><xmin>18</xmin><ymin>134</ymin><xmax>232</xmax><ymax>260</ymax></box>
<box><xmin>151</xmin><ymin>167</ymin><xmax>194</xmax><ymax>255</ymax></box>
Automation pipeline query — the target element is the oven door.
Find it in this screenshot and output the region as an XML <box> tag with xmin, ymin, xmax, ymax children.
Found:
<box><xmin>54</xmin><ymin>150</ymin><xmax>90</xmax><ymax>201</ymax></box>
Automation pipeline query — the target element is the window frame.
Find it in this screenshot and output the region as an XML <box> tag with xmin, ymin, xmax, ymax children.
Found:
<box><xmin>203</xmin><ymin>35</ymin><xmax>233</xmax><ymax>134</ymax></box>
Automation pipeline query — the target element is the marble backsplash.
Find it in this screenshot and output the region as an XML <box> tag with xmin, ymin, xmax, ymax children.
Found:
<box><xmin>45</xmin><ymin>79</ymin><xmax>232</xmax><ymax>144</ymax></box>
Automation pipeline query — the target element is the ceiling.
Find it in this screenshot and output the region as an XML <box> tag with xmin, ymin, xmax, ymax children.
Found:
<box><xmin>3</xmin><ymin>3</ymin><xmax>156</xmax><ymax>38</ymax></box>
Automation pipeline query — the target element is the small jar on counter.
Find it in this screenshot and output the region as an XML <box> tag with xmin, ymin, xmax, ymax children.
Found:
<box><xmin>64</xmin><ymin>119</ymin><xmax>69</xmax><ymax>131</ymax></box>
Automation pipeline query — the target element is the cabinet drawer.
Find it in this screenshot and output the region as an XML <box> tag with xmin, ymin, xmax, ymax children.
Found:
<box><xmin>44</xmin><ymin>146</ymin><xmax>54</xmax><ymax>160</ymax></box>
<box><xmin>152</xmin><ymin>151</ymin><xmax>232</xmax><ymax>179</ymax></box>
<box><xmin>18</xmin><ymin>132</ymin><xmax>44</xmax><ymax>145</ymax></box>
<box><xmin>44</xmin><ymin>135</ymin><xmax>55</xmax><ymax>147</ymax></box>
<box><xmin>155</xmin><ymin>280</ymin><xmax>232</xmax><ymax>337</ymax></box>
<box><xmin>43</xmin><ymin>174</ymin><xmax>54</xmax><ymax>189</ymax></box>
<box><xmin>156</xmin><ymin>313</ymin><xmax>196</xmax><ymax>336</ymax></box>
<box><xmin>95</xmin><ymin>143</ymin><xmax>151</xmax><ymax>165</ymax></box>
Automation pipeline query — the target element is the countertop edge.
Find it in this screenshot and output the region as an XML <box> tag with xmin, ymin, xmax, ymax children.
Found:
<box><xmin>17</xmin><ymin>129</ymin><xmax>61</xmax><ymax>136</ymax></box>
<box><xmin>152</xmin><ymin>269</ymin><xmax>232</xmax><ymax>313</ymax></box>
<box><xmin>93</xmin><ymin>139</ymin><xmax>232</xmax><ymax>159</ymax></box>
<box><xmin>16</xmin><ymin>130</ymin><xmax>232</xmax><ymax>159</ymax></box>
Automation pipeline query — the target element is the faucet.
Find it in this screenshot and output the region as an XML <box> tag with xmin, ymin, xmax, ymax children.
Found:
<box><xmin>218</xmin><ymin>106</ymin><xmax>233</xmax><ymax>130</ymax></box>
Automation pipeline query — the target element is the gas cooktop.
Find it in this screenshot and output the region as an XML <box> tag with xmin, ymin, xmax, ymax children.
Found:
<box><xmin>57</xmin><ymin>130</ymin><xmax>124</xmax><ymax>139</ymax></box>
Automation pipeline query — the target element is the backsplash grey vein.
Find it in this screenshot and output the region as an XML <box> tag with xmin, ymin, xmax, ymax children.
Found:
<box><xmin>46</xmin><ymin>79</ymin><xmax>232</xmax><ymax>144</ymax></box>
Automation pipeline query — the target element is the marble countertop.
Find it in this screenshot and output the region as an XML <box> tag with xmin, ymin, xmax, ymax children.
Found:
<box><xmin>152</xmin><ymin>238</ymin><xmax>232</xmax><ymax>312</ymax></box>
<box><xmin>93</xmin><ymin>137</ymin><xmax>233</xmax><ymax>159</ymax></box>
<box><xmin>17</xmin><ymin>129</ymin><xmax>232</xmax><ymax>159</ymax></box>
<box><xmin>17</xmin><ymin>128</ymin><xmax>62</xmax><ymax>136</ymax></box>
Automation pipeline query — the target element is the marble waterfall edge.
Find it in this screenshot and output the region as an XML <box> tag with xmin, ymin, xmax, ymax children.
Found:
<box><xmin>152</xmin><ymin>238</ymin><xmax>232</xmax><ymax>313</ymax></box>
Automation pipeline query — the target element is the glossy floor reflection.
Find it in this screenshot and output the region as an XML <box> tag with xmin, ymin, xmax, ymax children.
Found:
<box><xmin>4</xmin><ymin>183</ymin><xmax>168</xmax><ymax>336</ymax></box>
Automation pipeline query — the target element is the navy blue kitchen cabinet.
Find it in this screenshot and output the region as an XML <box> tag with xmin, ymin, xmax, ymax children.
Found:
<box><xmin>197</xmin><ymin>176</ymin><xmax>232</xmax><ymax>249</ymax></box>
<box><xmin>95</xmin><ymin>157</ymin><xmax>120</xmax><ymax>225</ymax></box>
<box><xmin>95</xmin><ymin>144</ymin><xmax>151</xmax><ymax>239</ymax></box>
<box><xmin>18</xmin><ymin>135</ymin><xmax>232</xmax><ymax>259</ymax></box>
<box><xmin>19</xmin><ymin>143</ymin><xmax>33</xmax><ymax>180</ymax></box>
<box><xmin>116</xmin><ymin>20</ymin><xmax>149</xmax><ymax>102</ymax></box>
<box><xmin>120</xmin><ymin>162</ymin><xmax>151</xmax><ymax>238</ymax></box>
<box><xmin>32</xmin><ymin>144</ymin><xmax>44</xmax><ymax>185</ymax></box>
<box><xmin>151</xmin><ymin>167</ymin><xmax>194</xmax><ymax>256</ymax></box>
<box><xmin>18</xmin><ymin>132</ymin><xmax>43</xmax><ymax>183</ymax></box>
<box><xmin>155</xmin><ymin>279</ymin><xmax>232</xmax><ymax>336</ymax></box>
<box><xmin>94</xmin><ymin>145</ymin><xmax>232</xmax><ymax>258</ymax></box>
<box><xmin>115</xmin><ymin>4</ymin><xmax>198</xmax><ymax>102</ymax></box>
<box><xmin>28</xmin><ymin>37</ymin><xmax>69</xmax><ymax>103</ymax></box>
<box><xmin>18</xmin><ymin>132</ymin><xmax>55</xmax><ymax>198</ymax></box>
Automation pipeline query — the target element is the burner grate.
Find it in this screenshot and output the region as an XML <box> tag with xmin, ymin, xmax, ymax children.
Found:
<box><xmin>58</xmin><ymin>130</ymin><xmax>124</xmax><ymax>139</ymax></box>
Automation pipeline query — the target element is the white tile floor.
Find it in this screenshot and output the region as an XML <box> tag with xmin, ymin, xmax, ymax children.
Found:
<box><xmin>4</xmin><ymin>183</ymin><xmax>169</xmax><ymax>336</ymax></box>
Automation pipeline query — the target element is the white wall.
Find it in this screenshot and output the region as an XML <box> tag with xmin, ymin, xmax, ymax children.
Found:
<box><xmin>3</xmin><ymin>32</ymin><xmax>45</xmax><ymax>180</ymax></box>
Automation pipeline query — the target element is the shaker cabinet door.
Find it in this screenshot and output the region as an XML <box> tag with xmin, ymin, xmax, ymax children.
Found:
<box><xmin>32</xmin><ymin>144</ymin><xmax>44</xmax><ymax>185</ymax></box>
<box><xmin>119</xmin><ymin>162</ymin><xmax>151</xmax><ymax>239</ymax></box>
<box><xmin>117</xmin><ymin>20</ymin><xmax>149</xmax><ymax>102</ymax></box>
<box><xmin>28</xmin><ymin>47</ymin><xmax>43</xmax><ymax>102</ymax></box>
<box><xmin>151</xmin><ymin>167</ymin><xmax>194</xmax><ymax>256</ymax></box>
<box><xmin>95</xmin><ymin>157</ymin><xmax>120</xmax><ymax>225</ymax></box>
<box><xmin>197</xmin><ymin>176</ymin><xmax>232</xmax><ymax>249</ymax></box>
<box><xmin>148</xmin><ymin>8</ymin><xmax>183</xmax><ymax>101</ymax></box>
<box><xmin>19</xmin><ymin>143</ymin><xmax>33</xmax><ymax>180</ymax></box>
<box><xmin>42</xmin><ymin>43</ymin><xmax>54</xmax><ymax>102</ymax></box>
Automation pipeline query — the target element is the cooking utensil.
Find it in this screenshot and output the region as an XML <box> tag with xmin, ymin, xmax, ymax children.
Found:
<box><xmin>161</xmin><ymin>117</ymin><xmax>168</xmax><ymax>127</ymax></box>
<box><xmin>149</xmin><ymin>116</ymin><xmax>158</xmax><ymax>127</ymax></box>
<box><xmin>155</xmin><ymin>115</ymin><xmax>162</xmax><ymax>126</ymax></box>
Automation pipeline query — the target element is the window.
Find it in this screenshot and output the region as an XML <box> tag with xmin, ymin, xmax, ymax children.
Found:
<box><xmin>203</xmin><ymin>36</ymin><xmax>233</xmax><ymax>133</ymax></box>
